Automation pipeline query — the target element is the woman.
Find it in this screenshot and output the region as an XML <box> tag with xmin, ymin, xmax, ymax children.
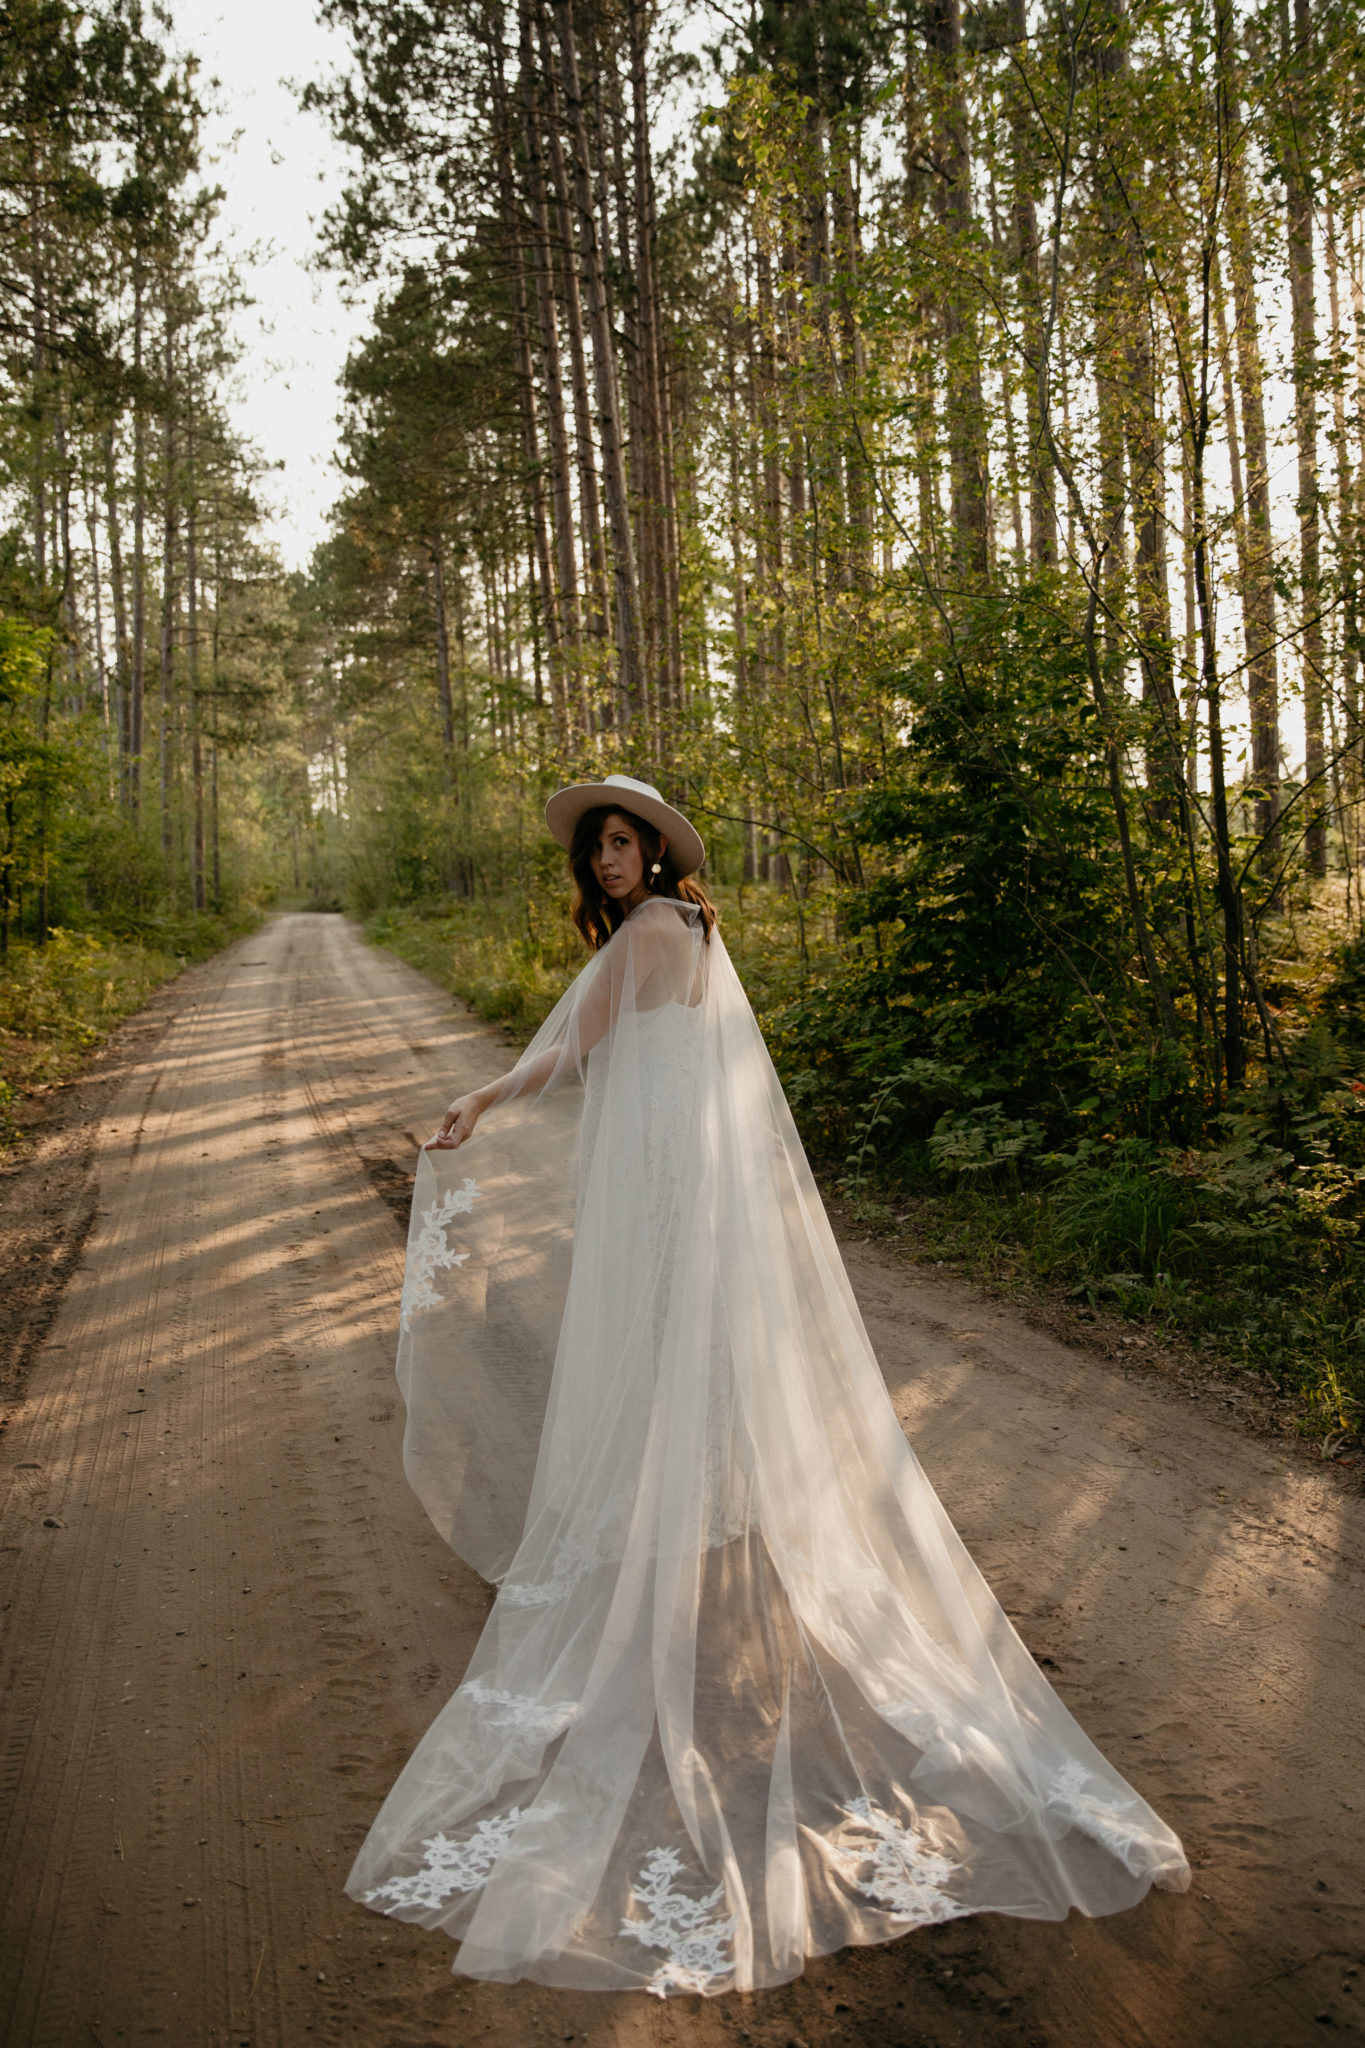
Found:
<box><xmin>347</xmin><ymin>772</ymin><xmax>1189</xmax><ymax>1996</ymax></box>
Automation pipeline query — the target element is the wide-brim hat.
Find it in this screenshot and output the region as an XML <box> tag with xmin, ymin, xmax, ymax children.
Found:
<box><xmin>544</xmin><ymin>774</ymin><xmax>706</xmax><ymax>877</ymax></box>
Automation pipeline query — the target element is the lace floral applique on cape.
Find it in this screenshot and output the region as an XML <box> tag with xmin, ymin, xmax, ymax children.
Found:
<box><xmin>1047</xmin><ymin>1759</ymin><xmax>1157</xmax><ymax>1877</ymax></box>
<box><xmin>399</xmin><ymin>1176</ymin><xmax>480</xmax><ymax>1332</ymax></box>
<box><xmin>619</xmin><ymin>1846</ymin><xmax>736</xmax><ymax>1997</ymax></box>
<box><xmin>459</xmin><ymin>1677</ymin><xmax>578</xmax><ymax>1742</ymax></box>
<box><xmin>833</xmin><ymin>1798</ymin><xmax>968</xmax><ymax>1925</ymax></box>
<box><xmin>362</xmin><ymin>1801</ymin><xmax>558</xmax><ymax>1914</ymax></box>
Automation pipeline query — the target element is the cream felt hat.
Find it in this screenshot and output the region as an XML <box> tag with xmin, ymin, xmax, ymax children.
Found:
<box><xmin>544</xmin><ymin>774</ymin><xmax>707</xmax><ymax>877</ymax></box>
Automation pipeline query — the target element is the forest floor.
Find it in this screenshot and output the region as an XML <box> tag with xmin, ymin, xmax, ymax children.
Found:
<box><xmin>0</xmin><ymin>911</ymin><xmax>1361</xmax><ymax>2048</ymax></box>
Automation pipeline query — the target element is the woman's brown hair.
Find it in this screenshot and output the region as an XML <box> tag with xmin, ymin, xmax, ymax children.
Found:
<box><xmin>569</xmin><ymin>805</ymin><xmax>717</xmax><ymax>952</ymax></box>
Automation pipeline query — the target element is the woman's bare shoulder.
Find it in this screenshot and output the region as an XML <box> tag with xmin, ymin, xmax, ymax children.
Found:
<box><xmin>625</xmin><ymin>897</ymin><xmax>697</xmax><ymax>941</ymax></box>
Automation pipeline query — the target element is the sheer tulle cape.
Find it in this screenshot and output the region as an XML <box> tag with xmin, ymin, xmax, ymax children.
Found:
<box><xmin>346</xmin><ymin>897</ymin><xmax>1189</xmax><ymax>1995</ymax></box>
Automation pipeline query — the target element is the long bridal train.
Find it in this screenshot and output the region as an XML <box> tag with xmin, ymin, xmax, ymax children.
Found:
<box><xmin>346</xmin><ymin>896</ymin><xmax>1189</xmax><ymax>1995</ymax></box>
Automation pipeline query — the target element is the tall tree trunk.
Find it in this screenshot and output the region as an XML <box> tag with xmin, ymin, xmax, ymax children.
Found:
<box><xmin>1325</xmin><ymin>207</ymin><xmax>1360</xmax><ymax>904</ymax></box>
<box><xmin>131</xmin><ymin>266</ymin><xmax>146</xmax><ymax>814</ymax></box>
<box><xmin>656</xmin><ymin>306</ymin><xmax>685</xmax><ymax>716</ymax></box>
<box><xmin>431</xmin><ymin>538</ymin><xmax>458</xmax><ymax>758</ymax></box>
<box><xmin>1091</xmin><ymin>0</ymin><xmax>1131</xmax><ymax>634</ymax></box>
<box><xmin>552</xmin><ymin>0</ymin><xmax>645</xmax><ymax>722</ymax></box>
<box><xmin>103</xmin><ymin>427</ymin><xmax>131</xmax><ymax>804</ymax></box>
<box><xmin>186</xmin><ymin>418</ymin><xmax>205</xmax><ymax>911</ymax></box>
<box><xmin>537</xmin><ymin>1</ymin><xmax>609</xmax><ymax>652</ymax></box>
<box><xmin>924</xmin><ymin>0</ymin><xmax>989</xmax><ymax>579</ymax></box>
<box><xmin>1126</xmin><ymin>374</ymin><xmax>1177</xmax><ymax>804</ymax></box>
<box><xmin>518</xmin><ymin>0</ymin><xmax>581</xmax><ymax>685</ymax></box>
<box><xmin>1349</xmin><ymin>210</ymin><xmax>1365</xmax><ymax>885</ymax></box>
<box><xmin>53</xmin><ymin>410</ymin><xmax>81</xmax><ymax>710</ymax></box>
<box><xmin>430</xmin><ymin>536</ymin><xmax>473</xmax><ymax>892</ymax></box>
<box><xmin>210</xmin><ymin>532</ymin><xmax>222</xmax><ymax>909</ymax></box>
<box><xmin>1212</xmin><ymin>248</ymin><xmax>1281</xmax><ymax>855</ymax></box>
<box><xmin>1328</xmin><ymin>209</ymin><xmax>1361</xmax><ymax>874</ymax></box>
<box><xmin>1118</xmin><ymin>286</ymin><xmax>1177</xmax><ymax>804</ymax></box>
<box><xmin>1007</xmin><ymin>0</ymin><xmax>1057</xmax><ymax>565</ymax></box>
<box><xmin>725</xmin><ymin>273</ymin><xmax>750</xmax><ymax>717</ymax></box>
<box><xmin>1213</xmin><ymin>256</ymin><xmax>1254</xmax><ymax>686</ymax></box>
<box><xmin>1178</xmin><ymin>429</ymin><xmax>1199</xmax><ymax>794</ymax></box>
<box><xmin>986</xmin><ymin>161</ymin><xmax>1026</xmax><ymax>562</ymax></box>
<box><xmin>84</xmin><ymin>479</ymin><xmax>111</xmax><ymax>771</ymax></box>
<box><xmin>604</xmin><ymin>48</ymin><xmax>658</xmax><ymax>745</ymax></box>
<box><xmin>28</xmin><ymin>183</ymin><xmax>49</xmax><ymax>603</ymax></box>
<box><xmin>1193</xmin><ymin>447</ymin><xmax>1244</xmax><ymax>1090</ymax></box>
<box><xmin>158</xmin><ymin>314</ymin><xmax>177</xmax><ymax>862</ymax></box>
<box><xmin>1093</xmin><ymin>0</ymin><xmax>1179</xmax><ymax>813</ymax></box>
<box><xmin>834</xmin><ymin>140</ymin><xmax>871</xmax><ymax>588</ymax></box>
<box><xmin>490</xmin><ymin>8</ymin><xmax>567</xmax><ymax>740</ymax></box>
<box><xmin>756</xmin><ymin>232</ymin><xmax>785</xmax><ymax>688</ymax></box>
<box><xmin>1218</xmin><ymin>0</ymin><xmax>1281</xmax><ymax>854</ymax></box>
<box><xmin>1280</xmin><ymin>0</ymin><xmax>1326</xmax><ymax>876</ymax></box>
<box><xmin>627</xmin><ymin>0</ymin><xmax>678</xmax><ymax>716</ymax></box>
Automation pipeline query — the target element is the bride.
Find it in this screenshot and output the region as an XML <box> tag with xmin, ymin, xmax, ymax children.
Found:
<box><xmin>346</xmin><ymin>772</ymin><xmax>1189</xmax><ymax>1995</ymax></box>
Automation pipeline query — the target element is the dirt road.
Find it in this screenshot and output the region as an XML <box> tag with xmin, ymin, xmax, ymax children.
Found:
<box><xmin>1</xmin><ymin>912</ymin><xmax>1361</xmax><ymax>2048</ymax></box>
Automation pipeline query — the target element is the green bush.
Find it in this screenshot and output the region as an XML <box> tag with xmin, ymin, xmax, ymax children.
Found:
<box><xmin>765</xmin><ymin>593</ymin><xmax>1206</xmax><ymax>1167</ymax></box>
<box><xmin>0</xmin><ymin>908</ymin><xmax>260</xmax><ymax>1105</ymax></box>
<box><xmin>1318</xmin><ymin>934</ymin><xmax>1365</xmax><ymax>1050</ymax></box>
<box><xmin>0</xmin><ymin>929</ymin><xmax>169</xmax><ymax>1054</ymax></box>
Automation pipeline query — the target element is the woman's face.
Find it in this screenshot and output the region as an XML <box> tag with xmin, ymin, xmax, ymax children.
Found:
<box><xmin>589</xmin><ymin>812</ymin><xmax>647</xmax><ymax>904</ymax></box>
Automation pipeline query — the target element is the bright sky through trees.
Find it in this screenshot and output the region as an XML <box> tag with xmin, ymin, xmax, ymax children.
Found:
<box><xmin>168</xmin><ymin>0</ymin><xmax>370</xmax><ymax>570</ymax></box>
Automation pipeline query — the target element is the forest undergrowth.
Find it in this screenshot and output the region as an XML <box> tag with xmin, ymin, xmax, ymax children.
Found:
<box><xmin>0</xmin><ymin>912</ymin><xmax>259</xmax><ymax>1153</ymax></box>
<box><xmin>367</xmin><ymin>887</ymin><xmax>1365</xmax><ymax>1451</ymax></box>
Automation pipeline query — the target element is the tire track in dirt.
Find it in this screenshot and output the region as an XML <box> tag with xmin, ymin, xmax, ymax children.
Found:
<box><xmin>0</xmin><ymin>911</ymin><xmax>1360</xmax><ymax>2048</ymax></box>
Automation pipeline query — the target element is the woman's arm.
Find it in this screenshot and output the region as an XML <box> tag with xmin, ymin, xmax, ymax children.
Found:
<box><xmin>425</xmin><ymin>938</ymin><xmax>624</xmax><ymax>1151</ymax></box>
<box><xmin>426</xmin><ymin>1043</ymin><xmax>564</xmax><ymax>1150</ymax></box>
<box><xmin>426</xmin><ymin>904</ymin><xmax>693</xmax><ymax>1151</ymax></box>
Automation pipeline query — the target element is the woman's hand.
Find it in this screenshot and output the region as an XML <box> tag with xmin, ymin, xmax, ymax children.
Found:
<box><xmin>426</xmin><ymin>1090</ymin><xmax>486</xmax><ymax>1151</ymax></box>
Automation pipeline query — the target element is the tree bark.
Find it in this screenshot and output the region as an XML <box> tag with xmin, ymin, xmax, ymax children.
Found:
<box><xmin>186</xmin><ymin>416</ymin><xmax>205</xmax><ymax>912</ymax></box>
<box><xmin>1090</xmin><ymin>0</ymin><xmax>1131</xmax><ymax>635</ymax></box>
<box><xmin>210</xmin><ymin>532</ymin><xmax>222</xmax><ymax>909</ymax></box>
<box><xmin>518</xmin><ymin>0</ymin><xmax>581</xmax><ymax>679</ymax></box>
<box><xmin>102</xmin><ymin>427</ymin><xmax>131</xmax><ymax>803</ymax></box>
<box><xmin>552</xmin><ymin>0</ymin><xmax>645</xmax><ymax>724</ymax></box>
<box><xmin>1280</xmin><ymin>0</ymin><xmax>1326</xmax><ymax>876</ymax></box>
<box><xmin>924</xmin><ymin>0</ymin><xmax>989</xmax><ymax>579</ymax></box>
<box><xmin>131</xmin><ymin>266</ymin><xmax>146</xmax><ymax>812</ymax></box>
<box><xmin>1192</xmin><ymin>434</ymin><xmax>1244</xmax><ymax>1090</ymax></box>
<box><xmin>1218</xmin><ymin>0</ymin><xmax>1280</xmax><ymax>852</ymax></box>
<box><xmin>1324</xmin><ymin>207</ymin><xmax>1359</xmax><ymax>894</ymax></box>
<box><xmin>604</xmin><ymin>45</ymin><xmax>658</xmax><ymax>743</ymax></box>
<box><xmin>83</xmin><ymin>480</ymin><xmax>110</xmax><ymax>761</ymax></box>
<box><xmin>158</xmin><ymin>313</ymin><xmax>178</xmax><ymax>861</ymax></box>
<box><xmin>537</xmin><ymin>0</ymin><xmax>609</xmax><ymax>655</ymax></box>
<box><xmin>627</xmin><ymin>0</ymin><xmax>678</xmax><ymax>715</ymax></box>
<box><xmin>1005</xmin><ymin>0</ymin><xmax>1057</xmax><ymax>565</ymax></box>
<box><xmin>488</xmin><ymin>6</ymin><xmax>567</xmax><ymax>740</ymax></box>
<box><xmin>431</xmin><ymin>537</ymin><xmax>458</xmax><ymax>760</ymax></box>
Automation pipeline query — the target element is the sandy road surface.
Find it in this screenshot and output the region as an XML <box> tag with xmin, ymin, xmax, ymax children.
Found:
<box><xmin>0</xmin><ymin>911</ymin><xmax>1361</xmax><ymax>2048</ymax></box>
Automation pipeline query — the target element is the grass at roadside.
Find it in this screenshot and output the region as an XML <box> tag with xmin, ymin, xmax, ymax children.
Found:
<box><xmin>364</xmin><ymin>899</ymin><xmax>580</xmax><ymax>1037</ymax></box>
<box><xmin>0</xmin><ymin>912</ymin><xmax>260</xmax><ymax>1149</ymax></box>
<box><xmin>364</xmin><ymin>880</ymin><xmax>837</xmax><ymax>1038</ymax></box>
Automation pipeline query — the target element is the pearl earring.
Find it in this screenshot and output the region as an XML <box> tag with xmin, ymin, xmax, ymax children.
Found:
<box><xmin>651</xmin><ymin>862</ymin><xmax>662</xmax><ymax>876</ymax></box>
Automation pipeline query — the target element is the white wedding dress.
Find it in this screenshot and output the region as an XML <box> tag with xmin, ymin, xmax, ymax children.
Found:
<box><xmin>346</xmin><ymin>896</ymin><xmax>1189</xmax><ymax>1994</ymax></box>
